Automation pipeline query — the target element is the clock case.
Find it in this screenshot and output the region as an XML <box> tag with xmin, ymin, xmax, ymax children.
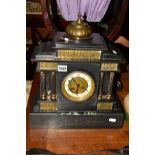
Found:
<box><xmin>29</xmin><ymin>32</ymin><xmax>126</xmax><ymax>128</ymax></box>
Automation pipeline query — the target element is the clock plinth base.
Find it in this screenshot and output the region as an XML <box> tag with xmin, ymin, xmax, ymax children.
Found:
<box><xmin>29</xmin><ymin>91</ymin><xmax>124</xmax><ymax>129</ymax></box>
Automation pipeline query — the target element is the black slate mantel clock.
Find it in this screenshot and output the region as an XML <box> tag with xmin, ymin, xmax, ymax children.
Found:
<box><xmin>29</xmin><ymin>31</ymin><xmax>125</xmax><ymax>129</ymax></box>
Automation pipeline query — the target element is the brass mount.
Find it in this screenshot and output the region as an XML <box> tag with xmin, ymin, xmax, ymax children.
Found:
<box><xmin>65</xmin><ymin>13</ymin><xmax>92</xmax><ymax>40</ymax></box>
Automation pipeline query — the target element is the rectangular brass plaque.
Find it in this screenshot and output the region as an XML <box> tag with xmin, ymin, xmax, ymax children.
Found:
<box><xmin>97</xmin><ymin>102</ymin><xmax>113</xmax><ymax>110</ymax></box>
<box><xmin>39</xmin><ymin>62</ymin><xmax>57</xmax><ymax>70</ymax></box>
<box><xmin>58</xmin><ymin>50</ymin><xmax>101</xmax><ymax>60</ymax></box>
<box><xmin>101</xmin><ymin>63</ymin><xmax>118</xmax><ymax>71</ymax></box>
<box><xmin>40</xmin><ymin>102</ymin><xmax>57</xmax><ymax>112</ymax></box>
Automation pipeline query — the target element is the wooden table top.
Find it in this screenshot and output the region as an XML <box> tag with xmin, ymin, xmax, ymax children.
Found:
<box><xmin>26</xmin><ymin>70</ymin><xmax>129</xmax><ymax>154</ymax></box>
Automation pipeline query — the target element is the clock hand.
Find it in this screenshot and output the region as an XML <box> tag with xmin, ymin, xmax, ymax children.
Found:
<box><xmin>71</xmin><ymin>78</ymin><xmax>79</xmax><ymax>94</ymax></box>
<box><xmin>72</xmin><ymin>78</ymin><xmax>79</xmax><ymax>94</ymax></box>
<box><xmin>76</xmin><ymin>84</ymin><xmax>81</xmax><ymax>94</ymax></box>
<box><xmin>72</xmin><ymin>78</ymin><xmax>78</xmax><ymax>86</ymax></box>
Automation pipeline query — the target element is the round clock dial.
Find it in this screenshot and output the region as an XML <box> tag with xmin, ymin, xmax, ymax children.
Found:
<box><xmin>61</xmin><ymin>71</ymin><xmax>95</xmax><ymax>102</ymax></box>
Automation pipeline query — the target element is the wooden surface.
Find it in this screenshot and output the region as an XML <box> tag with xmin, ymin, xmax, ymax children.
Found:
<box><xmin>26</xmin><ymin>70</ymin><xmax>129</xmax><ymax>154</ymax></box>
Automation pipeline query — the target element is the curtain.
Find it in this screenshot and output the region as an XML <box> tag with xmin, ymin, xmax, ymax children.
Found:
<box><xmin>56</xmin><ymin>0</ymin><xmax>111</xmax><ymax>22</ymax></box>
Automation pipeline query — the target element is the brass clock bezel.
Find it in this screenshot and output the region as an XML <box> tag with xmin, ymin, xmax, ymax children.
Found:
<box><xmin>61</xmin><ymin>71</ymin><xmax>95</xmax><ymax>102</ymax></box>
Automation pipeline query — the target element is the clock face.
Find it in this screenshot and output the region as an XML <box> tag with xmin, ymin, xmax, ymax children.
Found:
<box><xmin>61</xmin><ymin>71</ymin><xmax>95</xmax><ymax>102</ymax></box>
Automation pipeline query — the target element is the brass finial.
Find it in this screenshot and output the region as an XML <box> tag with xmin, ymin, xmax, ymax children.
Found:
<box><xmin>77</xmin><ymin>12</ymin><xmax>82</xmax><ymax>24</ymax></box>
<box><xmin>65</xmin><ymin>13</ymin><xmax>92</xmax><ymax>40</ymax></box>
